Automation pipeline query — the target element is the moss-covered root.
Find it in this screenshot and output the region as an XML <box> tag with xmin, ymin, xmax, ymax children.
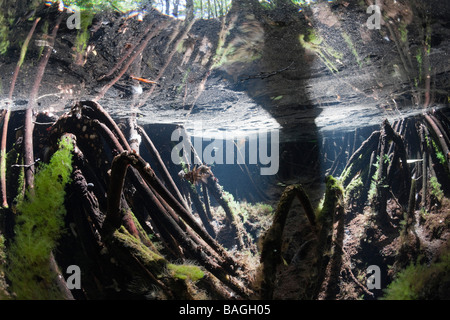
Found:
<box><xmin>108</xmin><ymin>226</ymin><xmax>231</xmax><ymax>300</ymax></box>
<box><xmin>341</xmin><ymin>130</ymin><xmax>381</xmax><ymax>188</ymax></box>
<box><xmin>185</xmin><ymin>180</ymin><xmax>216</xmax><ymax>238</ymax></box>
<box><xmin>6</xmin><ymin>135</ymin><xmax>74</xmax><ymax>299</ymax></box>
<box><xmin>373</xmin><ymin>120</ymin><xmax>411</xmax><ymax>227</ymax></box>
<box><xmin>311</xmin><ymin>176</ymin><xmax>344</xmax><ymax>299</ymax></box>
<box><xmin>204</xmin><ymin>172</ymin><xmax>245</xmax><ymax>250</ymax></box>
<box><xmin>259</xmin><ymin>184</ymin><xmax>316</xmax><ymax>299</ymax></box>
<box><xmin>107</xmin><ymin>226</ymin><xmax>173</xmax><ymax>297</ymax></box>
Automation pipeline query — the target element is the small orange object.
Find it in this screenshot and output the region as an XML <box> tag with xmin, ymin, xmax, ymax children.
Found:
<box><xmin>130</xmin><ymin>75</ymin><xmax>158</xmax><ymax>84</ymax></box>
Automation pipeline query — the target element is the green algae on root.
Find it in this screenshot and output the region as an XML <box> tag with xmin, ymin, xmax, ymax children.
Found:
<box><xmin>7</xmin><ymin>136</ymin><xmax>74</xmax><ymax>299</ymax></box>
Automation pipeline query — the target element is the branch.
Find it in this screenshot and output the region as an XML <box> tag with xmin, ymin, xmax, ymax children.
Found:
<box><xmin>137</xmin><ymin>125</ymin><xmax>188</xmax><ymax>210</ymax></box>
<box><xmin>1</xmin><ymin>17</ymin><xmax>41</xmax><ymax>207</ymax></box>
<box><xmin>185</xmin><ymin>180</ymin><xmax>216</xmax><ymax>238</ymax></box>
<box><xmin>137</xmin><ymin>19</ymin><xmax>195</xmax><ymax>108</ymax></box>
<box><xmin>105</xmin><ymin>151</ymin><xmax>251</xmax><ymax>297</ymax></box>
<box><xmin>77</xmin><ymin>101</ymin><xmax>131</xmax><ymax>152</ymax></box>
<box><xmin>260</xmin><ymin>184</ymin><xmax>317</xmax><ymax>299</ymax></box>
<box><xmin>105</xmin><ymin>152</ymin><xmax>241</xmax><ymax>269</ymax></box>
<box><xmin>24</xmin><ymin>14</ymin><xmax>64</xmax><ymax>191</ymax></box>
<box><xmin>424</xmin><ymin>113</ymin><xmax>450</xmax><ymax>173</ymax></box>
<box><xmin>94</xmin><ymin>21</ymin><xmax>168</xmax><ymax>101</ymax></box>
<box><xmin>341</xmin><ymin>130</ymin><xmax>381</xmax><ymax>188</ymax></box>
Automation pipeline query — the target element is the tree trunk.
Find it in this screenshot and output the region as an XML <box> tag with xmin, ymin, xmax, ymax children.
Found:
<box><xmin>165</xmin><ymin>0</ymin><xmax>170</xmax><ymax>15</ymax></box>
<box><xmin>173</xmin><ymin>0</ymin><xmax>180</xmax><ymax>17</ymax></box>
<box><xmin>186</xmin><ymin>0</ymin><xmax>194</xmax><ymax>22</ymax></box>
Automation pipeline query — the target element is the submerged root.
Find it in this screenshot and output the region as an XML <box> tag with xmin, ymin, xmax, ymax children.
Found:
<box><xmin>1</xmin><ymin>98</ymin><xmax>449</xmax><ymax>300</ymax></box>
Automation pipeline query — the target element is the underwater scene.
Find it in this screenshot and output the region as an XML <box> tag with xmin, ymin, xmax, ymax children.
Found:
<box><xmin>0</xmin><ymin>0</ymin><xmax>449</xmax><ymax>303</ymax></box>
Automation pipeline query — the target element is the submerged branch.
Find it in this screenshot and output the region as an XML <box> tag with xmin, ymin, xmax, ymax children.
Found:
<box><xmin>1</xmin><ymin>17</ymin><xmax>41</xmax><ymax>206</ymax></box>
<box><xmin>137</xmin><ymin>125</ymin><xmax>188</xmax><ymax>210</ymax></box>
<box><xmin>23</xmin><ymin>14</ymin><xmax>64</xmax><ymax>191</ymax></box>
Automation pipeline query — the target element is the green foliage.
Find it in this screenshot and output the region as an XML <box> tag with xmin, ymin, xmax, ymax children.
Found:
<box><xmin>167</xmin><ymin>263</ymin><xmax>205</xmax><ymax>282</ymax></box>
<box><xmin>383</xmin><ymin>154</ymin><xmax>391</xmax><ymax>165</ymax></box>
<box><xmin>415</xmin><ymin>48</ymin><xmax>423</xmax><ymax>84</ymax></box>
<box><xmin>192</xmin><ymin>0</ymin><xmax>232</xmax><ymax>19</ymax></box>
<box><xmin>252</xmin><ymin>203</ymin><xmax>274</xmax><ymax>215</ymax></box>
<box><xmin>13</xmin><ymin>165</ymin><xmax>25</xmax><ymax>209</ymax></box>
<box><xmin>272</xmin><ymin>95</ymin><xmax>283</xmax><ymax>101</ymax></box>
<box><xmin>315</xmin><ymin>197</ymin><xmax>324</xmax><ymax>217</ymax></box>
<box><xmin>219</xmin><ymin>191</ymin><xmax>273</xmax><ymax>224</ymax></box>
<box><xmin>3</xmin><ymin>144</ymin><xmax>26</xmax><ymax>210</ymax></box>
<box><xmin>177</xmin><ymin>68</ymin><xmax>191</xmax><ymax>95</ymax></box>
<box><xmin>345</xmin><ymin>175</ymin><xmax>363</xmax><ymax>203</ymax></box>
<box><xmin>0</xmin><ymin>235</ymin><xmax>5</xmax><ymax>263</ymax></box>
<box><xmin>60</xmin><ymin>0</ymin><xmax>232</xmax><ymax>17</ymax></box>
<box><xmin>436</xmin><ymin>151</ymin><xmax>446</xmax><ymax>166</ymax></box>
<box><xmin>212</xmin><ymin>37</ymin><xmax>261</xmax><ymax>69</ymax></box>
<box><xmin>426</xmin><ymin>135</ymin><xmax>446</xmax><ymax>166</ymax></box>
<box><xmin>299</xmin><ymin>29</ymin><xmax>342</xmax><ymax>73</ymax></box>
<box><xmin>431</xmin><ymin>138</ymin><xmax>446</xmax><ymax>166</ymax></box>
<box><xmin>399</xmin><ymin>22</ymin><xmax>408</xmax><ymax>44</ymax></box>
<box><xmin>74</xmin><ymin>11</ymin><xmax>94</xmax><ymax>56</ymax></box>
<box><xmin>339</xmin><ymin>163</ymin><xmax>353</xmax><ymax>185</ymax></box>
<box><xmin>291</xmin><ymin>0</ymin><xmax>312</xmax><ymax>5</ymax></box>
<box><xmin>419</xmin><ymin>207</ymin><xmax>429</xmax><ymax>221</ymax></box>
<box><xmin>303</xmin><ymin>29</ymin><xmax>323</xmax><ymax>46</ymax></box>
<box><xmin>221</xmin><ymin>190</ymin><xmax>238</xmax><ymax>216</ymax></box>
<box><xmin>383</xmin><ymin>253</ymin><xmax>450</xmax><ymax>300</ymax></box>
<box><xmin>0</xmin><ymin>0</ymin><xmax>42</xmax><ymax>55</ymax></box>
<box><xmin>113</xmin><ymin>226</ymin><xmax>204</xmax><ymax>283</ymax></box>
<box><xmin>425</xmin><ymin>22</ymin><xmax>432</xmax><ymax>56</ymax></box>
<box><xmin>316</xmin><ymin>176</ymin><xmax>343</xmax><ymax>223</ymax></box>
<box><xmin>0</xmin><ymin>10</ymin><xmax>10</xmax><ymax>55</ymax></box>
<box><xmin>212</xmin><ymin>42</ymin><xmax>236</xmax><ymax>68</ymax></box>
<box><xmin>7</xmin><ymin>137</ymin><xmax>74</xmax><ymax>299</ymax></box>
<box><xmin>429</xmin><ymin>176</ymin><xmax>444</xmax><ymax>203</ymax></box>
<box><xmin>0</xmin><ymin>233</ymin><xmax>9</xmax><ymax>298</ymax></box>
<box><xmin>113</xmin><ymin>225</ymin><xmax>166</xmax><ymax>270</ymax></box>
<box><xmin>341</xmin><ymin>31</ymin><xmax>362</xmax><ymax>68</ymax></box>
<box><xmin>239</xmin><ymin>201</ymin><xmax>274</xmax><ymax>231</ymax></box>
<box><xmin>38</xmin><ymin>20</ymin><xmax>49</xmax><ymax>59</ymax></box>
